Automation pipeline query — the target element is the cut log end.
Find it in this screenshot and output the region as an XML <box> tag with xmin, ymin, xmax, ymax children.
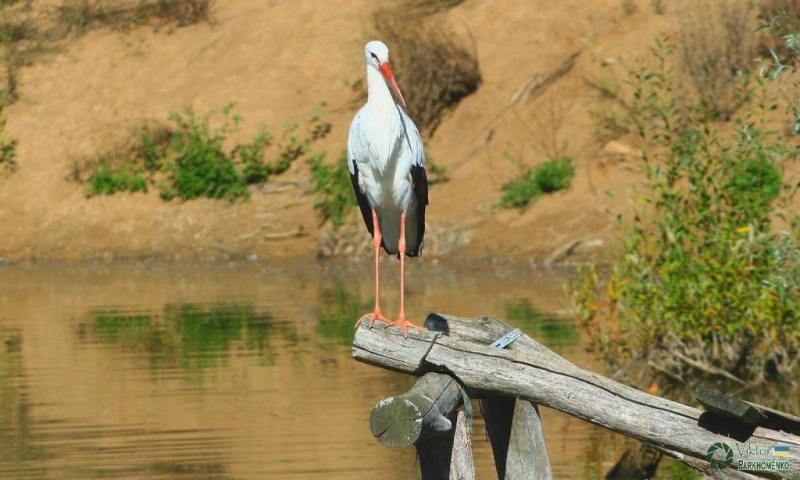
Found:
<box><xmin>370</xmin><ymin>396</ymin><xmax>425</xmax><ymax>447</ymax></box>
<box><xmin>369</xmin><ymin>372</ymin><xmax>464</xmax><ymax>448</ymax></box>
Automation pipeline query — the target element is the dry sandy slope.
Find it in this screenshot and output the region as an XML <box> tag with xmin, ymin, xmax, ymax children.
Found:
<box><xmin>0</xmin><ymin>0</ymin><xmax>677</xmax><ymax>261</ymax></box>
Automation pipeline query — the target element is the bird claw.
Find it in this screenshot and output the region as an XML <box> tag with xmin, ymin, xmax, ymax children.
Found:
<box><xmin>384</xmin><ymin>318</ymin><xmax>424</xmax><ymax>338</ymax></box>
<box><xmin>355</xmin><ymin>310</ymin><xmax>387</xmax><ymax>328</ymax></box>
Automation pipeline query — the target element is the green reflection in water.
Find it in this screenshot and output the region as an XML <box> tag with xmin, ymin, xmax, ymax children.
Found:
<box><xmin>90</xmin><ymin>303</ymin><xmax>277</xmax><ymax>377</ymax></box>
<box><xmin>315</xmin><ymin>283</ymin><xmax>370</xmax><ymax>345</ymax></box>
<box><xmin>503</xmin><ymin>299</ymin><xmax>578</xmax><ymax>347</ymax></box>
<box><xmin>0</xmin><ymin>330</ymin><xmax>49</xmax><ymax>476</ymax></box>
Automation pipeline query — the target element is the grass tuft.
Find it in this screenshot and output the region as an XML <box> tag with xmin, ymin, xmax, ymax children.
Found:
<box><xmin>88</xmin><ymin>165</ymin><xmax>149</xmax><ymax>195</ymax></box>
<box><xmin>500</xmin><ymin>156</ymin><xmax>574</xmax><ymax>211</ymax></box>
<box><xmin>60</xmin><ymin>0</ymin><xmax>212</xmax><ymax>36</ymax></box>
<box><xmin>676</xmin><ymin>0</ymin><xmax>756</xmax><ymax>120</ymax></box>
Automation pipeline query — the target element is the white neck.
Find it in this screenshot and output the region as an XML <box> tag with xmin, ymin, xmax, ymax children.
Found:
<box><xmin>366</xmin><ymin>66</ymin><xmax>397</xmax><ymax>120</ymax></box>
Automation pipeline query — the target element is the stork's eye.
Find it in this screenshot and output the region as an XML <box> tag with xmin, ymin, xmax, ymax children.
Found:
<box><xmin>370</xmin><ymin>52</ymin><xmax>378</xmax><ymax>61</ymax></box>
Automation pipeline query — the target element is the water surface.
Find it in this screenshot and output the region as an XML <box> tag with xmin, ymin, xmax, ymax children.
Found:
<box><xmin>0</xmin><ymin>259</ymin><xmax>610</xmax><ymax>479</ymax></box>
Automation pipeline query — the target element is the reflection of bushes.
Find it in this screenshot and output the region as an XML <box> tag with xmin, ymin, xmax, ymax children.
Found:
<box><xmin>315</xmin><ymin>283</ymin><xmax>370</xmax><ymax>345</ymax></box>
<box><xmin>503</xmin><ymin>299</ymin><xmax>577</xmax><ymax>347</ymax></box>
<box><xmin>90</xmin><ymin>302</ymin><xmax>275</xmax><ymax>375</ymax></box>
<box><xmin>0</xmin><ymin>330</ymin><xmax>47</xmax><ymax>472</ymax></box>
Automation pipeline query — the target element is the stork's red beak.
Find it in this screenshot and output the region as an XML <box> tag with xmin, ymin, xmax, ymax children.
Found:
<box><xmin>379</xmin><ymin>62</ymin><xmax>407</xmax><ymax>109</ymax></box>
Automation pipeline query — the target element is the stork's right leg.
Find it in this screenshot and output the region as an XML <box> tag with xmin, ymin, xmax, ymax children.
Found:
<box><xmin>356</xmin><ymin>209</ymin><xmax>387</xmax><ymax>328</ymax></box>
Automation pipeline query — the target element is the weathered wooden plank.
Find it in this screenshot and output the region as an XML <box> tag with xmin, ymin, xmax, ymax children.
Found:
<box><xmin>507</xmin><ymin>400</ymin><xmax>553</xmax><ymax>480</ymax></box>
<box><xmin>352</xmin><ymin>315</ymin><xmax>800</xmax><ymax>479</ymax></box>
<box><xmin>448</xmin><ymin>411</ymin><xmax>475</xmax><ymax>480</ymax></box>
<box><xmin>370</xmin><ymin>372</ymin><xmax>462</xmax><ymax>447</ymax></box>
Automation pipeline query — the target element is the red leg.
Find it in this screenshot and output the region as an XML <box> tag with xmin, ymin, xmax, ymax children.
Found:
<box><xmin>356</xmin><ymin>209</ymin><xmax>387</xmax><ymax>328</ymax></box>
<box><xmin>384</xmin><ymin>211</ymin><xmax>424</xmax><ymax>337</ymax></box>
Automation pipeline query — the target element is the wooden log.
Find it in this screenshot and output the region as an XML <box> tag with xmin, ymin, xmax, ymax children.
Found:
<box><xmin>370</xmin><ymin>372</ymin><xmax>471</xmax><ymax>480</ymax></box>
<box><xmin>508</xmin><ymin>400</ymin><xmax>553</xmax><ymax>480</ymax></box>
<box><xmin>449</xmin><ymin>411</ymin><xmax>475</xmax><ymax>480</ymax></box>
<box><xmin>370</xmin><ymin>372</ymin><xmax>462</xmax><ymax>447</ymax></box>
<box><xmin>352</xmin><ymin>314</ymin><xmax>800</xmax><ymax>479</ymax></box>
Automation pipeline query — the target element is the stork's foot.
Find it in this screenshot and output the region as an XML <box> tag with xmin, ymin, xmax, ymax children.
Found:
<box><xmin>355</xmin><ymin>310</ymin><xmax>387</xmax><ymax>328</ymax></box>
<box><xmin>384</xmin><ymin>317</ymin><xmax>424</xmax><ymax>338</ymax></box>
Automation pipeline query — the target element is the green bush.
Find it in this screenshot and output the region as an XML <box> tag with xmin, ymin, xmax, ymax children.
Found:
<box><xmin>160</xmin><ymin>107</ymin><xmax>248</xmax><ymax>200</ymax></box>
<box><xmin>0</xmin><ymin>107</ymin><xmax>15</xmax><ymax>176</ymax></box>
<box><xmin>500</xmin><ymin>156</ymin><xmax>574</xmax><ymax>210</ymax></box>
<box><xmin>307</xmin><ymin>151</ymin><xmax>356</xmax><ymax>230</ymax></box>
<box><xmin>569</xmin><ymin>39</ymin><xmax>800</xmax><ymax>392</ymax></box>
<box><xmin>86</xmin><ymin>104</ymin><xmax>329</xmax><ymax>201</ymax></box>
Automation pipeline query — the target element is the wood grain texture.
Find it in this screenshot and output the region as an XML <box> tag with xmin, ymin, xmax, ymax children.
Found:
<box><xmin>448</xmin><ymin>411</ymin><xmax>475</xmax><ymax>480</ymax></box>
<box><xmin>353</xmin><ymin>314</ymin><xmax>800</xmax><ymax>479</ymax></box>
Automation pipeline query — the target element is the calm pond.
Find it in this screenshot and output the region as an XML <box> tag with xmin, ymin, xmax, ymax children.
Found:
<box><xmin>0</xmin><ymin>258</ymin><xmax>618</xmax><ymax>479</ymax></box>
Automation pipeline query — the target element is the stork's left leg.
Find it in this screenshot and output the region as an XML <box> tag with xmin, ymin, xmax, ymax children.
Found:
<box><xmin>385</xmin><ymin>211</ymin><xmax>424</xmax><ymax>337</ymax></box>
<box><xmin>356</xmin><ymin>209</ymin><xmax>387</xmax><ymax>328</ymax></box>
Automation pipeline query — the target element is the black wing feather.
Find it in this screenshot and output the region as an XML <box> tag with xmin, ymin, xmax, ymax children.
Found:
<box><xmin>407</xmin><ymin>164</ymin><xmax>428</xmax><ymax>257</ymax></box>
<box><xmin>350</xmin><ymin>161</ymin><xmax>389</xmax><ymax>252</ymax></box>
<box><xmin>350</xmin><ymin>162</ymin><xmax>373</xmax><ymax>237</ymax></box>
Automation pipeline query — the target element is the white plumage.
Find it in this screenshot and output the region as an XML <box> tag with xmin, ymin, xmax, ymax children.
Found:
<box><xmin>348</xmin><ymin>41</ymin><xmax>427</xmax><ymax>256</ymax></box>
<box><xmin>349</xmin><ymin>40</ymin><xmax>428</xmax><ymax>335</ymax></box>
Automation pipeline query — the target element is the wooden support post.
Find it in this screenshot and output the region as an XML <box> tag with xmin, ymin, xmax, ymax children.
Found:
<box><xmin>483</xmin><ymin>397</ymin><xmax>553</xmax><ymax>480</ymax></box>
<box><xmin>449</xmin><ymin>411</ymin><xmax>475</xmax><ymax>480</ymax></box>
<box><xmin>353</xmin><ymin>313</ymin><xmax>800</xmax><ymax>479</ymax></box>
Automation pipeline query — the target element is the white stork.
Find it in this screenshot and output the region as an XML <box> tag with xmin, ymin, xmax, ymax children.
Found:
<box><xmin>349</xmin><ymin>40</ymin><xmax>428</xmax><ymax>337</ymax></box>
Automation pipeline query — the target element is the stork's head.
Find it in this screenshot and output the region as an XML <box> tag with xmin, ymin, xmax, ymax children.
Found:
<box><xmin>364</xmin><ymin>40</ymin><xmax>407</xmax><ymax>108</ymax></box>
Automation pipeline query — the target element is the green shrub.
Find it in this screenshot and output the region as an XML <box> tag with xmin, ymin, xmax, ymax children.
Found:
<box><xmin>0</xmin><ymin>107</ymin><xmax>15</xmax><ymax>176</ymax></box>
<box><xmin>569</xmin><ymin>39</ymin><xmax>800</xmax><ymax>393</ymax></box>
<box><xmin>307</xmin><ymin>151</ymin><xmax>356</xmax><ymax>230</ymax></box>
<box><xmin>86</xmin><ymin>104</ymin><xmax>329</xmax><ymax>201</ymax></box>
<box><xmin>500</xmin><ymin>156</ymin><xmax>574</xmax><ymax>210</ymax></box>
<box><xmin>534</xmin><ymin>156</ymin><xmax>574</xmax><ymax>192</ymax></box>
<box><xmin>161</xmin><ymin>106</ymin><xmax>248</xmax><ymax>200</ymax></box>
<box><xmin>500</xmin><ymin>171</ymin><xmax>541</xmax><ymax>210</ymax></box>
